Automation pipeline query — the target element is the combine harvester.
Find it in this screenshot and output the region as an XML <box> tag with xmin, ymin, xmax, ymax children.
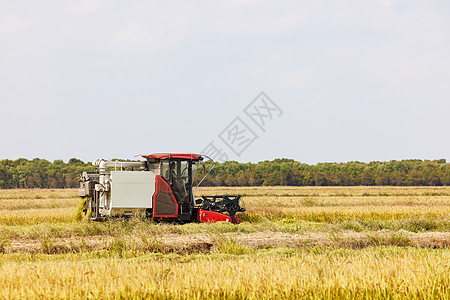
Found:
<box><xmin>78</xmin><ymin>153</ymin><xmax>245</xmax><ymax>224</ymax></box>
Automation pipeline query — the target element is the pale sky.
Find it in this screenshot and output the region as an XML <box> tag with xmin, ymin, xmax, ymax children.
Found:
<box><xmin>1</xmin><ymin>0</ymin><xmax>449</xmax><ymax>164</ymax></box>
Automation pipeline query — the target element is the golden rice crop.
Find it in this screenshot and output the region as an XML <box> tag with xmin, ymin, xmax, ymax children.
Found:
<box><xmin>0</xmin><ymin>186</ymin><xmax>448</xmax><ymax>299</ymax></box>
<box><xmin>0</xmin><ymin>247</ymin><xmax>448</xmax><ymax>299</ymax></box>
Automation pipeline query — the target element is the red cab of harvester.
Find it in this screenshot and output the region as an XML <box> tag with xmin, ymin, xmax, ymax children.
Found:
<box><xmin>78</xmin><ymin>153</ymin><xmax>245</xmax><ymax>224</ymax></box>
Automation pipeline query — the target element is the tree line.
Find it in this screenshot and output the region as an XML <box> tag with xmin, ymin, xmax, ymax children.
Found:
<box><xmin>0</xmin><ymin>158</ymin><xmax>449</xmax><ymax>189</ymax></box>
<box><xmin>194</xmin><ymin>158</ymin><xmax>450</xmax><ymax>187</ymax></box>
<box><xmin>0</xmin><ymin>158</ymin><xmax>94</xmax><ymax>189</ymax></box>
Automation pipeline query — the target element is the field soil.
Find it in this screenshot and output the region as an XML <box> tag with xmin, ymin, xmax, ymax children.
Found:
<box><xmin>5</xmin><ymin>230</ymin><xmax>450</xmax><ymax>254</ymax></box>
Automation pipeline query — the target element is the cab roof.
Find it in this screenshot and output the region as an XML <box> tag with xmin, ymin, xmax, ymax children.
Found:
<box><xmin>141</xmin><ymin>153</ymin><xmax>202</xmax><ymax>161</ymax></box>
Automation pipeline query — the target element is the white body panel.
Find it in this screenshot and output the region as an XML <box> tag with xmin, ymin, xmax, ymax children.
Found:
<box><xmin>110</xmin><ymin>171</ymin><xmax>156</xmax><ymax>209</ymax></box>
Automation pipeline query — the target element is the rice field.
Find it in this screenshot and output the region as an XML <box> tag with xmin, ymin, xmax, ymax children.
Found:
<box><xmin>0</xmin><ymin>186</ymin><xmax>449</xmax><ymax>299</ymax></box>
